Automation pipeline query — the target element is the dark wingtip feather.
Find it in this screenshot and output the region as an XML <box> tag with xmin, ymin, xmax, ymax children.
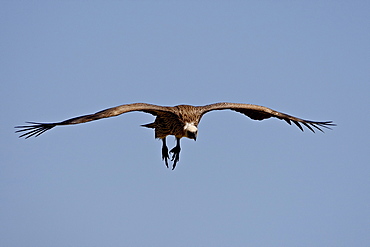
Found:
<box><xmin>293</xmin><ymin>121</ymin><xmax>304</xmax><ymax>132</ymax></box>
<box><xmin>302</xmin><ymin>122</ymin><xmax>315</xmax><ymax>133</ymax></box>
<box><xmin>15</xmin><ymin>122</ymin><xmax>56</xmax><ymax>139</ymax></box>
<box><xmin>284</xmin><ymin>119</ymin><xmax>292</xmax><ymax>125</ymax></box>
<box><xmin>302</xmin><ymin>120</ymin><xmax>336</xmax><ymax>133</ymax></box>
<box><xmin>280</xmin><ymin>116</ymin><xmax>336</xmax><ymax>133</ymax></box>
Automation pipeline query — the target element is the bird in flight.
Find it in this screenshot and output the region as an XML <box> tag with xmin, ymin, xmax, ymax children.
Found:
<box><xmin>16</xmin><ymin>102</ymin><xmax>335</xmax><ymax>169</ymax></box>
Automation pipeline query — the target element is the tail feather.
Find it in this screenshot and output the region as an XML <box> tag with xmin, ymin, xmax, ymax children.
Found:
<box><xmin>141</xmin><ymin>122</ymin><xmax>156</xmax><ymax>129</ymax></box>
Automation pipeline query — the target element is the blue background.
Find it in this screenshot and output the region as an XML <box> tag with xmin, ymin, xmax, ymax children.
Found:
<box><xmin>1</xmin><ymin>1</ymin><xmax>369</xmax><ymax>246</ymax></box>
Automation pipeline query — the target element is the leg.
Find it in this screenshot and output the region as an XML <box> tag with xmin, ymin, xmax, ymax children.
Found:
<box><xmin>169</xmin><ymin>137</ymin><xmax>181</xmax><ymax>170</ymax></box>
<box><xmin>161</xmin><ymin>138</ymin><xmax>169</xmax><ymax>168</ymax></box>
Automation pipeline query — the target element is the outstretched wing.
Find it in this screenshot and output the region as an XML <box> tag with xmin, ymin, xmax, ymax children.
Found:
<box><xmin>198</xmin><ymin>102</ymin><xmax>335</xmax><ymax>132</ymax></box>
<box><xmin>15</xmin><ymin>103</ymin><xmax>172</xmax><ymax>138</ymax></box>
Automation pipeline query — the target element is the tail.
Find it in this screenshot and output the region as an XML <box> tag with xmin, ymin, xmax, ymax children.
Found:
<box><xmin>141</xmin><ymin>122</ymin><xmax>156</xmax><ymax>129</ymax></box>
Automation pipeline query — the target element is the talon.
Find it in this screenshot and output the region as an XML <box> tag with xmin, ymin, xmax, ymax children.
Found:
<box><xmin>162</xmin><ymin>147</ymin><xmax>169</xmax><ymax>168</ymax></box>
<box><xmin>169</xmin><ymin>146</ymin><xmax>180</xmax><ymax>161</ymax></box>
<box><xmin>169</xmin><ymin>140</ymin><xmax>181</xmax><ymax>170</ymax></box>
<box><xmin>170</xmin><ymin>151</ymin><xmax>179</xmax><ymax>170</ymax></box>
<box><xmin>161</xmin><ymin>138</ymin><xmax>169</xmax><ymax>168</ymax></box>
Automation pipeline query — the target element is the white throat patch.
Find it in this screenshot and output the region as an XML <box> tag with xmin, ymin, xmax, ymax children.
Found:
<box><xmin>184</xmin><ymin>122</ymin><xmax>198</xmax><ymax>132</ymax></box>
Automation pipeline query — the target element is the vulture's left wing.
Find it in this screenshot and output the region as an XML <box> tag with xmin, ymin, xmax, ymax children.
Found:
<box><xmin>198</xmin><ymin>102</ymin><xmax>335</xmax><ymax>132</ymax></box>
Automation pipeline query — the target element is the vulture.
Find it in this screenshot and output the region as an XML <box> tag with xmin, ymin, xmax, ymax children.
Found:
<box><xmin>16</xmin><ymin>102</ymin><xmax>335</xmax><ymax>169</ymax></box>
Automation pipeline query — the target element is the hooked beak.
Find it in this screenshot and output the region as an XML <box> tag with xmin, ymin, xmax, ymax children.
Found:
<box><xmin>187</xmin><ymin>131</ymin><xmax>197</xmax><ymax>141</ymax></box>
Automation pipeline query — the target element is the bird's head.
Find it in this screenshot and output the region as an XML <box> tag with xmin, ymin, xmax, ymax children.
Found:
<box><xmin>184</xmin><ymin>122</ymin><xmax>198</xmax><ymax>141</ymax></box>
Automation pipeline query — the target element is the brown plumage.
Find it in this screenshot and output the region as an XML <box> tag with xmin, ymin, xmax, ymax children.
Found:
<box><xmin>15</xmin><ymin>102</ymin><xmax>335</xmax><ymax>169</ymax></box>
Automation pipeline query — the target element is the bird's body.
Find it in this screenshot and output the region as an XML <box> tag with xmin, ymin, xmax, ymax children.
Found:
<box><xmin>16</xmin><ymin>102</ymin><xmax>335</xmax><ymax>169</ymax></box>
<box><xmin>142</xmin><ymin>105</ymin><xmax>200</xmax><ymax>139</ymax></box>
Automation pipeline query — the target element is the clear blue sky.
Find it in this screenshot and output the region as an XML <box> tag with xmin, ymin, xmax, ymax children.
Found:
<box><xmin>1</xmin><ymin>1</ymin><xmax>369</xmax><ymax>246</ymax></box>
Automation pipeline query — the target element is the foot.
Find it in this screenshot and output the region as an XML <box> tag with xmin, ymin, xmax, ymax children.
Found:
<box><xmin>169</xmin><ymin>145</ymin><xmax>181</xmax><ymax>170</ymax></box>
<box><xmin>162</xmin><ymin>145</ymin><xmax>169</xmax><ymax>168</ymax></box>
